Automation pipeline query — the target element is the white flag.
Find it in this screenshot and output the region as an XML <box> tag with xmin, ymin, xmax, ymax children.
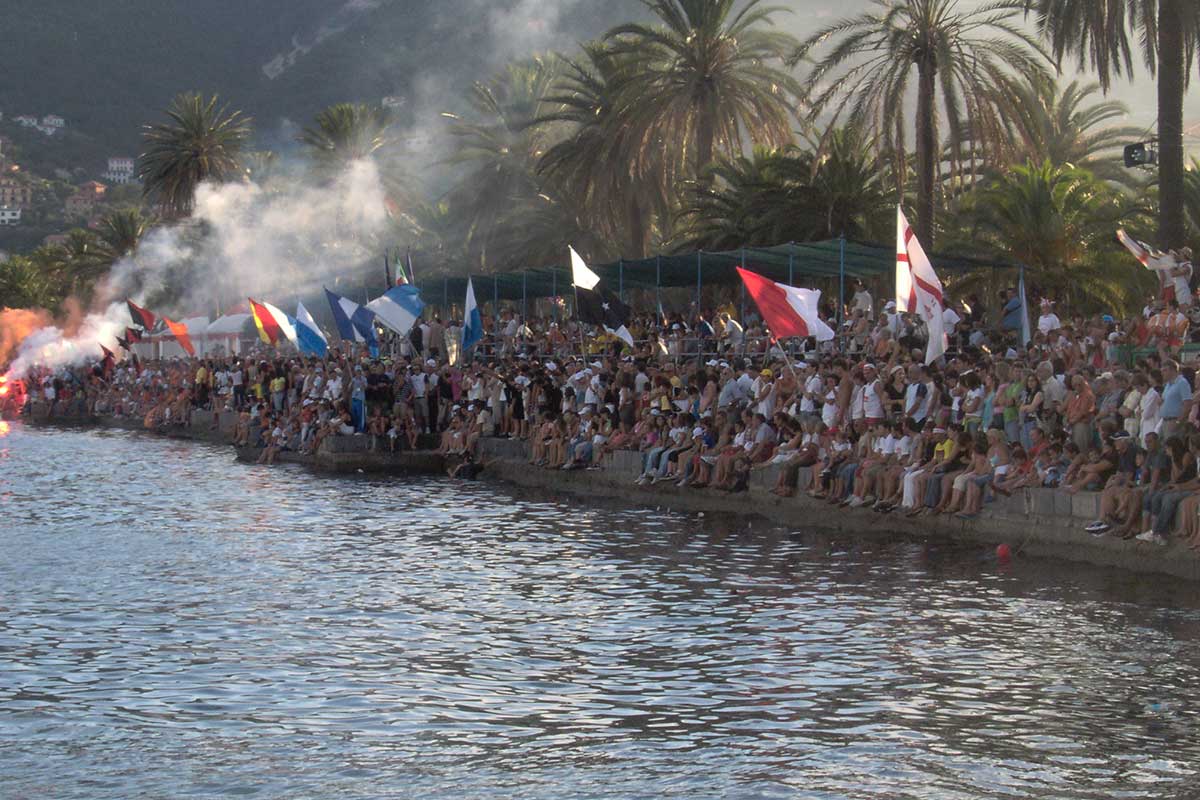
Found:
<box><xmin>896</xmin><ymin>206</ymin><xmax>947</xmax><ymax>365</ymax></box>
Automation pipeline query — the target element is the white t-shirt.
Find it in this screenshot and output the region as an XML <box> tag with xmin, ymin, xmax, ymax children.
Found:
<box><xmin>1037</xmin><ymin>313</ymin><xmax>1061</xmax><ymax>334</ymax></box>
<box><xmin>1174</xmin><ymin>263</ymin><xmax>1193</xmax><ymax>306</ymax></box>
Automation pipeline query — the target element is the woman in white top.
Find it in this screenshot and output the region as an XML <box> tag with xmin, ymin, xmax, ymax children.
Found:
<box><xmin>1137</xmin><ymin>373</ymin><xmax>1162</xmax><ymax>445</ymax></box>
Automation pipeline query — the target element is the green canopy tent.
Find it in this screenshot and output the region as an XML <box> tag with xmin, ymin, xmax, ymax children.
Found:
<box><xmin>414</xmin><ymin>238</ymin><xmax>1013</xmax><ymax>319</ymax></box>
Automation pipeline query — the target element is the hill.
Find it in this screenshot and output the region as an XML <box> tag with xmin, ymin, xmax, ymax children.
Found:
<box><xmin>0</xmin><ymin>0</ymin><xmax>644</xmax><ymax>157</ymax></box>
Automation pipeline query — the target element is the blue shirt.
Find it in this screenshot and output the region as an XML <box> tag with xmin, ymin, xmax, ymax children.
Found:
<box><xmin>1160</xmin><ymin>375</ymin><xmax>1192</xmax><ymax>419</ymax></box>
<box><xmin>1001</xmin><ymin>296</ymin><xmax>1022</xmax><ymax>331</ymax></box>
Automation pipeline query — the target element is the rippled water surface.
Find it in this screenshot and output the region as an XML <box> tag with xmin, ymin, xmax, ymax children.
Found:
<box><xmin>2</xmin><ymin>424</ymin><xmax>1200</xmax><ymax>799</ymax></box>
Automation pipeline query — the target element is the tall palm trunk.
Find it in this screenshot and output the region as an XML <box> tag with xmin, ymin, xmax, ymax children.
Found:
<box><xmin>1157</xmin><ymin>0</ymin><xmax>1186</xmax><ymax>248</ymax></box>
<box><xmin>628</xmin><ymin>194</ymin><xmax>647</xmax><ymax>259</ymax></box>
<box><xmin>915</xmin><ymin>60</ymin><xmax>937</xmax><ymax>248</ymax></box>
<box><xmin>696</xmin><ymin>102</ymin><xmax>715</xmax><ymax>176</ymax></box>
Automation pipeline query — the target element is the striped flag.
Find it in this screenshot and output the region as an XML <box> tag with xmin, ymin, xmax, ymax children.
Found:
<box><xmin>249</xmin><ymin>298</ymin><xmax>297</xmax><ymax>346</ymax></box>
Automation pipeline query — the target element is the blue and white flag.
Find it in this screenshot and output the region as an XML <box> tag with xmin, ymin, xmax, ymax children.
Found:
<box><xmin>324</xmin><ymin>287</ymin><xmax>378</xmax><ymax>348</ymax></box>
<box><xmin>462</xmin><ymin>277</ymin><xmax>482</xmax><ymax>353</ymax></box>
<box><xmin>295</xmin><ymin>300</ymin><xmax>328</xmax><ymax>357</ymax></box>
<box><xmin>366</xmin><ymin>284</ymin><xmax>424</xmax><ymax>336</ymax></box>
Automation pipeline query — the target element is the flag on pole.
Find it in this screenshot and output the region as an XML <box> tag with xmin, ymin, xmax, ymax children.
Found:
<box><xmin>462</xmin><ymin>277</ymin><xmax>483</xmax><ymax>352</ymax></box>
<box><xmin>126</xmin><ymin>299</ymin><xmax>156</xmax><ymax>330</ymax></box>
<box><xmin>163</xmin><ymin>316</ymin><xmax>196</xmax><ymax>356</ymax></box>
<box><xmin>125</xmin><ymin>327</ymin><xmax>144</xmax><ymax>344</ymax></box>
<box><xmin>366</xmin><ymin>284</ymin><xmax>424</xmax><ymax>336</ymax></box>
<box><xmin>391</xmin><ymin>248</ymin><xmax>409</xmax><ymax>285</ymax></box>
<box><xmin>1117</xmin><ymin>228</ymin><xmax>1176</xmax><ymax>271</ymax></box>
<box><xmin>735</xmin><ymin>267</ymin><xmax>835</xmax><ymax>342</ymax></box>
<box><xmin>249</xmin><ymin>298</ymin><xmax>298</xmax><ymax>346</ymax></box>
<box><xmin>324</xmin><ymin>287</ymin><xmax>378</xmax><ymax>348</ymax></box>
<box><xmin>406</xmin><ymin>249</ymin><xmax>415</xmax><ymax>284</ymax></box>
<box><xmin>570</xmin><ymin>245</ymin><xmax>633</xmax><ymax>347</ymax></box>
<box><xmin>295</xmin><ymin>301</ymin><xmax>328</xmax><ymax>357</ymax></box>
<box><xmin>896</xmin><ymin>206</ymin><xmax>947</xmax><ymax>365</ymax></box>
<box><xmin>99</xmin><ymin>344</ymin><xmax>116</xmax><ymax>376</ymax></box>
<box><xmin>1017</xmin><ymin>268</ymin><xmax>1032</xmax><ymax>347</ymax></box>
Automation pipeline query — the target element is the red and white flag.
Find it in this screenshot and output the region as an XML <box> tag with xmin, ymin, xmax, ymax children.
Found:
<box><xmin>736</xmin><ymin>267</ymin><xmax>835</xmax><ymax>342</ymax></box>
<box><xmin>895</xmin><ymin>206</ymin><xmax>947</xmax><ymax>365</ymax></box>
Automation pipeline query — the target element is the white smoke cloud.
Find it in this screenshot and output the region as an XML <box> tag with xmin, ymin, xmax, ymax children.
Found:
<box><xmin>5</xmin><ymin>159</ymin><xmax>392</xmax><ymax>378</ymax></box>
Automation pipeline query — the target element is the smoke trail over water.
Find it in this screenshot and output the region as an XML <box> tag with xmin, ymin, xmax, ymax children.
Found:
<box><xmin>2</xmin><ymin>159</ymin><xmax>391</xmax><ymax>378</ymax></box>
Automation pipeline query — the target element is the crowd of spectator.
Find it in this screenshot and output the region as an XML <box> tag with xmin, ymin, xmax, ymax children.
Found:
<box><xmin>16</xmin><ymin>278</ymin><xmax>1200</xmax><ymax>548</ymax></box>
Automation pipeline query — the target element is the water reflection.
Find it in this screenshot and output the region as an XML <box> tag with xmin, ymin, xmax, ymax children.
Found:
<box><xmin>1</xmin><ymin>423</ymin><xmax>1198</xmax><ymax>799</ymax></box>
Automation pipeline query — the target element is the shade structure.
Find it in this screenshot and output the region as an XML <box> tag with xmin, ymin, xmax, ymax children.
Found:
<box><xmin>206</xmin><ymin>313</ymin><xmax>253</xmax><ymax>336</ymax></box>
<box><xmin>411</xmin><ymin>238</ymin><xmax>1012</xmax><ymax>306</ymax></box>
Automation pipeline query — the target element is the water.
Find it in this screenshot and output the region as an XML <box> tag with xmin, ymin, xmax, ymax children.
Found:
<box><xmin>1</xmin><ymin>424</ymin><xmax>1199</xmax><ymax>799</ymax></box>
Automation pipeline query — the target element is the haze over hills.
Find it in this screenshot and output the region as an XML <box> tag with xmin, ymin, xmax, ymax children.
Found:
<box><xmin>0</xmin><ymin>0</ymin><xmax>645</xmax><ymax>156</ymax></box>
<box><xmin>3</xmin><ymin>0</ymin><xmax>1193</xmax><ymax>162</ymax></box>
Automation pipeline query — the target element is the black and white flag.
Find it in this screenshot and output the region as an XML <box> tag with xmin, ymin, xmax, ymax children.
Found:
<box><xmin>570</xmin><ymin>246</ymin><xmax>634</xmax><ymax>347</ymax></box>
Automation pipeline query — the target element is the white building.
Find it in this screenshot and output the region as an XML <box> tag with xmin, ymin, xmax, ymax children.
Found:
<box><xmin>104</xmin><ymin>157</ymin><xmax>136</xmax><ymax>185</ymax></box>
<box><xmin>14</xmin><ymin>115</ymin><xmax>37</xmax><ymax>128</ymax></box>
<box><xmin>41</xmin><ymin>114</ymin><xmax>65</xmax><ymax>129</ymax></box>
<box><xmin>0</xmin><ymin>207</ymin><xmax>22</xmax><ymax>226</ymax></box>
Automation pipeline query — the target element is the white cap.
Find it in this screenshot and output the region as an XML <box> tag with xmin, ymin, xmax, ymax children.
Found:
<box><xmin>692</xmin><ymin>426</ymin><xmax>705</xmax><ymax>437</ymax></box>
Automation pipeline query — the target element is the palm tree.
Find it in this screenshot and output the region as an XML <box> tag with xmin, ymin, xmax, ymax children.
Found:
<box><xmin>953</xmin><ymin>160</ymin><xmax>1152</xmax><ymax>310</ymax></box>
<box><xmin>441</xmin><ymin>57</ymin><xmax>562</xmax><ymax>271</ymax></box>
<box><xmin>673</xmin><ymin>147</ymin><xmax>800</xmax><ymax>250</ymax></box>
<box><xmin>673</xmin><ymin>130</ymin><xmax>890</xmax><ymax>250</ymax></box>
<box><xmin>606</xmin><ymin>0</ymin><xmax>800</xmax><ymax>176</ymax></box>
<box><xmin>1027</xmin><ymin>0</ymin><xmax>1200</xmax><ymax>248</ymax></box>
<box><xmin>795</xmin><ymin>0</ymin><xmax>1049</xmax><ymax>248</ymax></box>
<box><xmin>1183</xmin><ymin>158</ymin><xmax>1200</xmax><ymax>241</ymax></box>
<box><xmin>94</xmin><ymin>208</ymin><xmax>153</xmax><ymax>266</ymax></box>
<box><xmin>808</xmin><ymin>127</ymin><xmax>892</xmax><ymax>241</ymax></box>
<box><xmin>298</xmin><ymin>103</ymin><xmax>392</xmax><ymax>174</ymax></box>
<box><xmin>993</xmin><ymin>75</ymin><xmax>1144</xmax><ymax>181</ymax></box>
<box><xmin>535</xmin><ymin>43</ymin><xmax>668</xmax><ymax>258</ymax></box>
<box><xmin>138</xmin><ymin>93</ymin><xmax>252</xmax><ymax>218</ymax></box>
<box><xmin>241</xmin><ymin>150</ymin><xmax>280</xmax><ymax>184</ymax></box>
<box><xmin>0</xmin><ymin>255</ymin><xmax>62</xmax><ymax>309</ymax></box>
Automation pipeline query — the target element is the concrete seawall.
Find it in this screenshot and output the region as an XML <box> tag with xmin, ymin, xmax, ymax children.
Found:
<box><xmin>23</xmin><ymin>404</ymin><xmax>1200</xmax><ymax>581</ymax></box>
<box><xmin>478</xmin><ymin>438</ymin><xmax>1200</xmax><ymax>582</ymax></box>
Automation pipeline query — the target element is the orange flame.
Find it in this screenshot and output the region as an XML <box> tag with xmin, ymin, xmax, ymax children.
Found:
<box><xmin>0</xmin><ymin>308</ymin><xmax>53</xmax><ymax>369</ymax></box>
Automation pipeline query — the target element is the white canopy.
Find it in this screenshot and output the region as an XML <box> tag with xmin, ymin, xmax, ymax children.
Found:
<box><xmin>207</xmin><ymin>313</ymin><xmax>252</xmax><ymax>336</ymax></box>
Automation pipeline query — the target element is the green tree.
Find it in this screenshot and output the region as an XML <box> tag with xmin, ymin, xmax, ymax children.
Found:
<box><xmin>795</xmin><ymin>0</ymin><xmax>1049</xmax><ymax>248</ymax></box>
<box><xmin>951</xmin><ymin>160</ymin><xmax>1152</xmax><ymax>310</ymax></box>
<box><xmin>673</xmin><ymin>129</ymin><xmax>890</xmax><ymax>251</ymax></box>
<box><xmin>94</xmin><ymin>208</ymin><xmax>154</xmax><ymax>267</ymax></box>
<box><xmin>138</xmin><ymin>92</ymin><xmax>253</xmax><ymax>218</ymax></box>
<box><xmin>1183</xmin><ymin>158</ymin><xmax>1200</xmax><ymax>243</ymax></box>
<box><xmin>1027</xmin><ymin>0</ymin><xmax>1200</xmax><ymax>248</ymax></box>
<box><xmin>536</xmin><ymin>43</ymin><xmax>668</xmax><ymax>259</ymax></box>
<box><xmin>298</xmin><ymin>103</ymin><xmax>392</xmax><ymax>175</ymax></box>
<box><xmin>441</xmin><ymin>57</ymin><xmax>563</xmax><ymax>271</ymax></box>
<box><xmin>993</xmin><ymin>75</ymin><xmax>1144</xmax><ymax>181</ymax></box>
<box><xmin>0</xmin><ymin>254</ymin><xmax>62</xmax><ymax>309</ymax></box>
<box><xmin>606</xmin><ymin>0</ymin><xmax>800</xmax><ymax>177</ymax></box>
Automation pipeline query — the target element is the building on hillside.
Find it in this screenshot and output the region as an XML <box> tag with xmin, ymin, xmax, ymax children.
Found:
<box><xmin>0</xmin><ymin>207</ymin><xmax>21</xmax><ymax>226</ymax></box>
<box><xmin>43</xmin><ymin>233</ymin><xmax>68</xmax><ymax>247</ymax></box>
<box><xmin>14</xmin><ymin>115</ymin><xmax>37</xmax><ymax>128</ymax></box>
<box><xmin>65</xmin><ymin>180</ymin><xmax>107</xmax><ymax>217</ymax></box>
<box><xmin>103</xmin><ymin>157</ymin><xmax>136</xmax><ymax>185</ymax></box>
<box><xmin>41</xmin><ymin>115</ymin><xmax>65</xmax><ymax>129</ymax></box>
<box><xmin>0</xmin><ymin>176</ymin><xmax>32</xmax><ymax>208</ymax></box>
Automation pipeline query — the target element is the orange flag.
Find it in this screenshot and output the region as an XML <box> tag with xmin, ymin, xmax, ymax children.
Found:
<box><xmin>163</xmin><ymin>316</ymin><xmax>196</xmax><ymax>356</ymax></box>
